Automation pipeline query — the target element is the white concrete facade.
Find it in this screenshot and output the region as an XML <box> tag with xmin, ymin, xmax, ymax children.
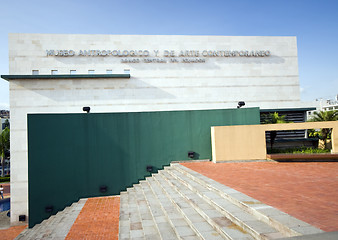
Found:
<box><xmin>6</xmin><ymin>33</ymin><xmax>306</xmax><ymax>225</ymax></box>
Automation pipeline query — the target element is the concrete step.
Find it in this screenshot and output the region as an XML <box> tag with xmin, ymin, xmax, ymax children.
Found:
<box><xmin>15</xmin><ymin>198</ymin><xmax>87</xmax><ymax>240</ymax></box>
<box><xmin>161</xmin><ymin>168</ymin><xmax>281</xmax><ymax>240</ymax></box>
<box><xmin>144</xmin><ymin>177</ymin><xmax>200</xmax><ymax>239</ymax></box>
<box><xmin>170</xmin><ymin>163</ymin><xmax>324</xmax><ymax>237</ymax></box>
<box><xmin>134</xmin><ymin>182</ymin><xmax>164</xmax><ymax>240</ymax></box>
<box><xmin>134</xmin><ymin>183</ymin><xmax>163</xmax><ymax>240</ymax></box>
<box><xmin>138</xmin><ymin>181</ymin><xmax>179</xmax><ymax>240</ymax></box>
<box><xmin>127</xmin><ymin>187</ymin><xmax>147</xmax><ymax>239</ymax></box>
<box><xmin>155</xmin><ymin>171</ymin><xmax>254</xmax><ymax>240</ymax></box>
<box><xmin>119</xmin><ymin>191</ymin><xmax>131</xmax><ymax>240</ymax></box>
<box><xmin>22</xmin><ymin>208</ymin><xmax>70</xmax><ymax>239</ymax></box>
<box><xmin>31</xmin><ymin>205</ymin><xmax>74</xmax><ymax>239</ymax></box>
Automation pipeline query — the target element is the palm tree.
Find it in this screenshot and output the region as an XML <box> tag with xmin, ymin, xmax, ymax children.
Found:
<box><xmin>0</xmin><ymin>127</ymin><xmax>10</xmax><ymax>177</ymax></box>
<box><xmin>308</xmin><ymin>110</ymin><xmax>338</xmax><ymax>149</ymax></box>
<box><xmin>262</xmin><ymin>112</ymin><xmax>288</xmax><ymax>150</ymax></box>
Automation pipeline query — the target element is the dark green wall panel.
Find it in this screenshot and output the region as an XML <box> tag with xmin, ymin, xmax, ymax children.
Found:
<box><xmin>28</xmin><ymin>107</ymin><xmax>260</xmax><ymax>227</ymax></box>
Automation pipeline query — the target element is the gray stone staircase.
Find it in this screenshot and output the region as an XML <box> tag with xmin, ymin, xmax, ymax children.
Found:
<box><xmin>15</xmin><ymin>198</ymin><xmax>87</xmax><ymax>240</ymax></box>
<box><xmin>119</xmin><ymin>163</ymin><xmax>323</xmax><ymax>240</ymax></box>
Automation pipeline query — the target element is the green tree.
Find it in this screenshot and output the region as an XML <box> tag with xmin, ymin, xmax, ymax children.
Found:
<box><xmin>0</xmin><ymin>127</ymin><xmax>10</xmax><ymax>177</ymax></box>
<box><xmin>308</xmin><ymin>110</ymin><xmax>338</xmax><ymax>149</ymax></box>
<box><xmin>4</xmin><ymin>119</ymin><xmax>9</xmax><ymax>129</ymax></box>
<box><xmin>262</xmin><ymin>112</ymin><xmax>288</xmax><ymax>150</ymax></box>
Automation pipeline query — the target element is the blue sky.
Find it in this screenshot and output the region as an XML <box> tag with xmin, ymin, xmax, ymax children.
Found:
<box><xmin>0</xmin><ymin>0</ymin><xmax>337</xmax><ymax>109</ymax></box>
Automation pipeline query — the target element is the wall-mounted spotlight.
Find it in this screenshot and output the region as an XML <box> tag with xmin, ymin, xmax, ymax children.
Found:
<box><xmin>83</xmin><ymin>106</ymin><xmax>90</xmax><ymax>113</ymax></box>
<box><xmin>100</xmin><ymin>185</ymin><xmax>108</xmax><ymax>193</ymax></box>
<box><xmin>188</xmin><ymin>151</ymin><xmax>195</xmax><ymax>158</ymax></box>
<box><xmin>237</xmin><ymin>101</ymin><xmax>245</xmax><ymax>108</ymax></box>
<box><xmin>146</xmin><ymin>165</ymin><xmax>153</xmax><ymax>172</ymax></box>
<box><xmin>45</xmin><ymin>205</ymin><xmax>53</xmax><ymax>213</ymax></box>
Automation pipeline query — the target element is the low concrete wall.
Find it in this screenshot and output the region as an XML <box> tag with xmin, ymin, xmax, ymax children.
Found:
<box><xmin>211</xmin><ymin>121</ymin><xmax>338</xmax><ymax>162</ymax></box>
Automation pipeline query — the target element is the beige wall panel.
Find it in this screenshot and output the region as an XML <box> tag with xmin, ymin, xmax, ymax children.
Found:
<box><xmin>212</xmin><ymin>121</ymin><xmax>338</xmax><ymax>162</ymax></box>
<box><xmin>211</xmin><ymin>125</ymin><xmax>266</xmax><ymax>162</ymax></box>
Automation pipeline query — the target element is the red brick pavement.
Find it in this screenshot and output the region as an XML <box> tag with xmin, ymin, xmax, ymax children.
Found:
<box><xmin>181</xmin><ymin>162</ymin><xmax>338</xmax><ymax>232</ymax></box>
<box><xmin>66</xmin><ymin>196</ymin><xmax>120</xmax><ymax>240</ymax></box>
<box><xmin>0</xmin><ymin>225</ymin><xmax>27</xmax><ymax>240</ymax></box>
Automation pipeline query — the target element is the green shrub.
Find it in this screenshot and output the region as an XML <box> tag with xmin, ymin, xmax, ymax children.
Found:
<box><xmin>0</xmin><ymin>176</ymin><xmax>10</xmax><ymax>183</ymax></box>
<box><xmin>268</xmin><ymin>147</ymin><xmax>330</xmax><ymax>154</ymax></box>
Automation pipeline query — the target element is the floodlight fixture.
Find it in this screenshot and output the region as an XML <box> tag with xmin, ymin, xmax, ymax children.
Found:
<box><xmin>100</xmin><ymin>185</ymin><xmax>108</xmax><ymax>193</ymax></box>
<box><xmin>237</xmin><ymin>101</ymin><xmax>245</xmax><ymax>108</ymax></box>
<box><xmin>188</xmin><ymin>151</ymin><xmax>195</xmax><ymax>158</ymax></box>
<box><xmin>146</xmin><ymin>165</ymin><xmax>153</xmax><ymax>172</ymax></box>
<box><xmin>83</xmin><ymin>106</ymin><xmax>90</xmax><ymax>113</ymax></box>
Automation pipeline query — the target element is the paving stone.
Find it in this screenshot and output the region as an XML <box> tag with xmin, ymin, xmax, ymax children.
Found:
<box><xmin>204</xmin><ymin>209</ymin><xmax>224</xmax><ymax>218</ymax></box>
<box><xmin>200</xmin><ymin>230</ymin><xmax>225</xmax><ymax>240</ymax></box>
<box><xmin>143</xmin><ymin>225</ymin><xmax>159</xmax><ymax>235</ymax></box>
<box><xmin>131</xmin><ymin>236</ymin><xmax>144</xmax><ymax>240</ymax></box>
<box><xmin>256</xmin><ymin>207</ymin><xmax>284</xmax><ymax>216</ymax></box>
<box><xmin>234</xmin><ymin>211</ymin><xmax>260</xmax><ymax>222</ymax></box>
<box><xmin>154</xmin><ymin>215</ymin><xmax>168</xmax><ymax>223</ymax></box>
<box><xmin>198</xmin><ymin>203</ymin><xmax>215</xmax><ymax>210</ymax></box>
<box><xmin>175</xmin><ymin>225</ymin><xmax>196</xmax><ymax>237</ymax></box>
<box><xmin>273</xmin><ymin>214</ymin><xmax>312</xmax><ymax>228</ymax></box>
<box><xmin>130</xmin><ymin>229</ymin><xmax>144</xmax><ymax>238</ymax></box>
<box><xmin>141</xmin><ymin>219</ymin><xmax>155</xmax><ymax>227</ymax></box>
<box><xmin>157</xmin><ymin>222</ymin><xmax>178</xmax><ymax>240</ymax></box>
<box><xmin>181</xmin><ymin>236</ymin><xmax>202</xmax><ymax>240</ymax></box>
<box><xmin>119</xmin><ymin>232</ymin><xmax>131</xmax><ymax>239</ymax></box>
<box><xmin>145</xmin><ymin>234</ymin><xmax>161</xmax><ymax>240</ymax></box>
<box><xmin>172</xmin><ymin>218</ymin><xmax>190</xmax><ymax>227</ymax></box>
<box><xmin>193</xmin><ymin>221</ymin><xmax>215</xmax><ymax>232</ymax></box>
<box><xmin>130</xmin><ymin>222</ymin><xmax>143</xmax><ymax>230</ymax></box>
<box><xmin>291</xmin><ymin>226</ymin><xmax>324</xmax><ymax>235</ymax></box>
<box><xmin>220</xmin><ymin>226</ymin><xmax>253</xmax><ymax>240</ymax></box>
<box><xmin>244</xmin><ymin>220</ymin><xmax>277</xmax><ymax>234</ymax></box>
<box><xmin>262</xmin><ymin>231</ymin><xmax>287</xmax><ymax>239</ymax></box>
<box><xmin>119</xmin><ymin>220</ymin><xmax>130</xmax><ymax>227</ymax></box>
<box><xmin>140</xmin><ymin>212</ymin><xmax>153</xmax><ymax>220</ymax></box>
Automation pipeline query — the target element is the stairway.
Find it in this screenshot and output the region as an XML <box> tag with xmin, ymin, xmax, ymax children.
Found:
<box><xmin>15</xmin><ymin>198</ymin><xmax>87</xmax><ymax>240</ymax></box>
<box><xmin>119</xmin><ymin>163</ymin><xmax>323</xmax><ymax>240</ymax></box>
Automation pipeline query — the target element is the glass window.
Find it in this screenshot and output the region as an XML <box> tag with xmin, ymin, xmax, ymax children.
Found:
<box><xmin>32</xmin><ymin>70</ymin><xmax>39</xmax><ymax>75</ymax></box>
<box><xmin>88</xmin><ymin>70</ymin><xmax>95</xmax><ymax>74</ymax></box>
<box><xmin>70</xmin><ymin>70</ymin><xmax>76</xmax><ymax>75</ymax></box>
<box><xmin>106</xmin><ymin>69</ymin><xmax>112</xmax><ymax>74</ymax></box>
<box><xmin>124</xmin><ymin>69</ymin><xmax>130</xmax><ymax>74</ymax></box>
<box><xmin>51</xmin><ymin>70</ymin><xmax>58</xmax><ymax>75</ymax></box>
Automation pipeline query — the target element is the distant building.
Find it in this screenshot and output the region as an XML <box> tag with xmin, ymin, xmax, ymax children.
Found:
<box><xmin>0</xmin><ymin>110</ymin><xmax>10</xmax><ymax>130</ymax></box>
<box><xmin>307</xmin><ymin>96</ymin><xmax>338</xmax><ymax>119</ymax></box>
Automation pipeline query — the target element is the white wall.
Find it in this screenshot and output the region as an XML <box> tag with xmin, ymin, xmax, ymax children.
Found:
<box><xmin>8</xmin><ymin>33</ymin><xmax>304</xmax><ymax>225</ymax></box>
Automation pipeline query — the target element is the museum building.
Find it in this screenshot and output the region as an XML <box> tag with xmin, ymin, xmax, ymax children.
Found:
<box><xmin>1</xmin><ymin>34</ymin><xmax>314</xmax><ymax>226</ymax></box>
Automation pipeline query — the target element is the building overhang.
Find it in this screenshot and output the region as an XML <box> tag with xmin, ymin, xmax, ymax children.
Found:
<box><xmin>260</xmin><ymin>107</ymin><xmax>316</xmax><ymax>112</ymax></box>
<box><xmin>0</xmin><ymin>74</ymin><xmax>130</xmax><ymax>81</ymax></box>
